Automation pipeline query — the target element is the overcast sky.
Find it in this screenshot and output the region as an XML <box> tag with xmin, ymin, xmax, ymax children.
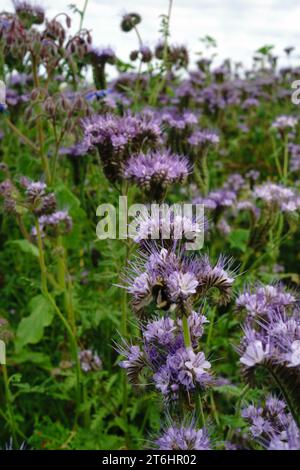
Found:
<box><xmin>3</xmin><ymin>0</ymin><xmax>300</xmax><ymax>67</ymax></box>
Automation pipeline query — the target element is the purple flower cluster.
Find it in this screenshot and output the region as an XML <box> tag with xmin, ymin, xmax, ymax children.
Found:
<box><xmin>88</xmin><ymin>46</ymin><xmax>116</xmax><ymax>66</ymax></box>
<box><xmin>123</xmin><ymin>151</ymin><xmax>191</xmax><ymax>199</ymax></box>
<box><xmin>79</xmin><ymin>349</ymin><xmax>102</xmax><ymax>373</ymax></box>
<box><xmin>32</xmin><ymin>211</ymin><xmax>73</xmax><ymax>238</ymax></box>
<box><xmin>119</xmin><ymin>312</ymin><xmax>214</xmax><ymax>399</ymax></box>
<box><xmin>242</xmin><ymin>395</ymin><xmax>300</xmax><ymax>450</ymax></box>
<box><xmin>188</xmin><ymin>129</ymin><xmax>220</xmax><ymax>148</ymax></box>
<box><xmin>161</xmin><ymin>110</ymin><xmax>198</xmax><ymax>131</ymax></box>
<box><xmin>13</xmin><ymin>1</ymin><xmax>45</xmax><ymax>26</ymax></box>
<box><xmin>0</xmin><ymin>177</ymin><xmax>57</xmax><ymax>216</ymax></box>
<box><xmin>271</xmin><ymin>115</ymin><xmax>298</xmax><ymax>131</ymax></box>
<box><xmin>195</xmin><ymin>188</ymin><xmax>236</xmax><ymax>211</ymax></box>
<box><xmin>254</xmin><ymin>183</ymin><xmax>300</xmax><ymax>212</ymax></box>
<box><xmin>130</xmin><ymin>209</ymin><xmax>204</xmax><ymax>245</ymax></box>
<box><xmin>236</xmin><ymin>284</ymin><xmax>300</xmax><ymax>370</ymax></box>
<box><xmin>123</xmin><ymin>245</ymin><xmax>235</xmax><ymax>313</ymax></box>
<box><xmin>236</xmin><ymin>284</ymin><xmax>296</xmax><ymax>318</ymax></box>
<box><xmin>81</xmin><ymin>113</ymin><xmax>162</xmax><ymax>182</ymax></box>
<box><xmin>155</xmin><ymin>425</ymin><xmax>211</xmax><ymax>450</ymax></box>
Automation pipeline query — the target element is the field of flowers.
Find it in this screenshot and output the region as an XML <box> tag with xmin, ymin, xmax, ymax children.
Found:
<box><xmin>1</xmin><ymin>0</ymin><xmax>300</xmax><ymax>451</ymax></box>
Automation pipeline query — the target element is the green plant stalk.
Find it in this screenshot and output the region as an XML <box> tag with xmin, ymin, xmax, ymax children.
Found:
<box><xmin>32</xmin><ymin>55</ymin><xmax>51</xmax><ymax>185</ymax></box>
<box><xmin>1</xmin><ymin>364</ymin><xmax>18</xmax><ymax>446</ymax></box>
<box><xmin>5</xmin><ymin>118</ymin><xmax>39</xmax><ymax>154</ymax></box>
<box><xmin>226</xmin><ymin>384</ymin><xmax>249</xmax><ymax>441</ymax></box>
<box><xmin>79</xmin><ymin>0</ymin><xmax>89</xmax><ymax>30</ymax></box>
<box><xmin>267</xmin><ymin>366</ymin><xmax>300</xmax><ymax>430</ymax></box>
<box><xmin>206</xmin><ymin>307</ymin><xmax>216</xmax><ymax>351</ymax></box>
<box><xmin>182</xmin><ymin>314</ymin><xmax>191</xmax><ymax>348</ymax></box>
<box><xmin>35</xmin><ymin>223</ymin><xmax>82</xmax><ymax>422</ymax></box>
<box><xmin>149</xmin><ymin>0</ymin><xmax>173</xmax><ymax>106</ymax></box>
<box><xmin>201</xmin><ymin>151</ymin><xmax>210</xmax><ymax>195</ymax></box>
<box><xmin>283</xmin><ymin>133</ymin><xmax>289</xmax><ymax>183</ymax></box>
<box><xmin>133</xmin><ymin>59</ymin><xmax>143</xmax><ymax>111</ymax></box>
<box><xmin>271</xmin><ymin>135</ymin><xmax>283</xmax><ymax>178</ymax></box>
<box><xmin>209</xmin><ymin>390</ymin><xmax>219</xmax><ymax>426</ymax></box>
<box><xmin>193</xmin><ymin>163</ymin><xmax>205</xmax><ymax>193</ymax></box>
<box><xmin>195</xmin><ymin>390</ymin><xmax>205</xmax><ymax>427</ymax></box>
<box><xmin>56</xmin><ymin>236</ymin><xmax>76</xmax><ymax>332</ymax></box>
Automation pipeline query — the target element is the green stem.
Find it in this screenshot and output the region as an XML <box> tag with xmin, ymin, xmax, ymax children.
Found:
<box><xmin>56</xmin><ymin>236</ymin><xmax>76</xmax><ymax>332</ymax></box>
<box><xmin>283</xmin><ymin>133</ymin><xmax>289</xmax><ymax>183</ymax></box>
<box><xmin>79</xmin><ymin>0</ymin><xmax>89</xmax><ymax>30</ymax></box>
<box><xmin>5</xmin><ymin>118</ymin><xmax>39</xmax><ymax>154</ymax></box>
<box><xmin>149</xmin><ymin>0</ymin><xmax>173</xmax><ymax>106</ymax></box>
<box><xmin>195</xmin><ymin>390</ymin><xmax>205</xmax><ymax>427</ymax></box>
<box><xmin>32</xmin><ymin>55</ymin><xmax>51</xmax><ymax>185</ymax></box>
<box><xmin>206</xmin><ymin>307</ymin><xmax>216</xmax><ymax>351</ymax></box>
<box><xmin>182</xmin><ymin>314</ymin><xmax>191</xmax><ymax>348</ymax></box>
<box><xmin>201</xmin><ymin>151</ymin><xmax>210</xmax><ymax>195</ymax></box>
<box><xmin>35</xmin><ymin>223</ymin><xmax>82</xmax><ymax>423</ymax></box>
<box><xmin>1</xmin><ymin>365</ymin><xmax>18</xmax><ymax>446</ymax></box>
<box><xmin>267</xmin><ymin>366</ymin><xmax>300</xmax><ymax>430</ymax></box>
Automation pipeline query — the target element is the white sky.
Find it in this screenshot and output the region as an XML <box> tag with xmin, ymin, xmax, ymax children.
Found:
<box><xmin>3</xmin><ymin>0</ymin><xmax>300</xmax><ymax>67</ymax></box>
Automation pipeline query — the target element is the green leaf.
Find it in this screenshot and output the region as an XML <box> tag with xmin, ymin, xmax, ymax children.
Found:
<box><xmin>12</xmin><ymin>350</ymin><xmax>52</xmax><ymax>369</ymax></box>
<box><xmin>54</xmin><ymin>183</ymin><xmax>81</xmax><ymax>214</ymax></box>
<box><xmin>8</xmin><ymin>239</ymin><xmax>39</xmax><ymax>258</ymax></box>
<box><xmin>16</xmin><ymin>295</ymin><xmax>54</xmax><ymax>351</ymax></box>
<box><xmin>228</xmin><ymin>229</ymin><xmax>249</xmax><ymax>252</ymax></box>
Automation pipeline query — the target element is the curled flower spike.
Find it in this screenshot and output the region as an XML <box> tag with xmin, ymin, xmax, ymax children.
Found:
<box><xmin>81</xmin><ymin>113</ymin><xmax>162</xmax><ymax>183</ymax></box>
<box><xmin>120</xmin><ymin>12</ymin><xmax>142</xmax><ymax>32</ymax></box>
<box><xmin>123</xmin><ymin>150</ymin><xmax>191</xmax><ymax>201</ymax></box>
<box><xmin>155</xmin><ymin>424</ymin><xmax>211</xmax><ymax>450</ymax></box>
<box><xmin>13</xmin><ymin>1</ymin><xmax>45</xmax><ymax>26</ymax></box>
<box><xmin>122</xmin><ymin>245</ymin><xmax>235</xmax><ymax>314</ymax></box>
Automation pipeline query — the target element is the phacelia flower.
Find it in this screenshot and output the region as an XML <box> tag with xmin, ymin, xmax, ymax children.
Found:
<box><xmin>117</xmin><ymin>311</ymin><xmax>215</xmax><ymax>399</ymax></box>
<box><xmin>122</xmin><ymin>245</ymin><xmax>235</xmax><ymax>313</ymax></box>
<box><xmin>79</xmin><ymin>349</ymin><xmax>102</xmax><ymax>373</ymax></box>
<box><xmin>81</xmin><ymin>113</ymin><xmax>161</xmax><ymax>182</ymax></box>
<box><xmin>32</xmin><ymin>211</ymin><xmax>73</xmax><ymax>238</ymax></box>
<box><xmin>271</xmin><ymin>115</ymin><xmax>298</xmax><ymax>131</ymax></box>
<box><xmin>242</xmin><ymin>394</ymin><xmax>300</xmax><ymax>450</ymax></box>
<box><xmin>13</xmin><ymin>1</ymin><xmax>45</xmax><ymax>26</ymax></box>
<box><xmin>188</xmin><ymin>129</ymin><xmax>220</xmax><ymax>148</ymax></box>
<box><xmin>130</xmin><ymin>210</ymin><xmax>204</xmax><ymax>246</ymax></box>
<box><xmin>155</xmin><ymin>425</ymin><xmax>211</xmax><ymax>450</ymax></box>
<box><xmin>254</xmin><ymin>183</ymin><xmax>300</xmax><ymax>212</ymax></box>
<box><xmin>123</xmin><ymin>150</ymin><xmax>191</xmax><ymax>200</ymax></box>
